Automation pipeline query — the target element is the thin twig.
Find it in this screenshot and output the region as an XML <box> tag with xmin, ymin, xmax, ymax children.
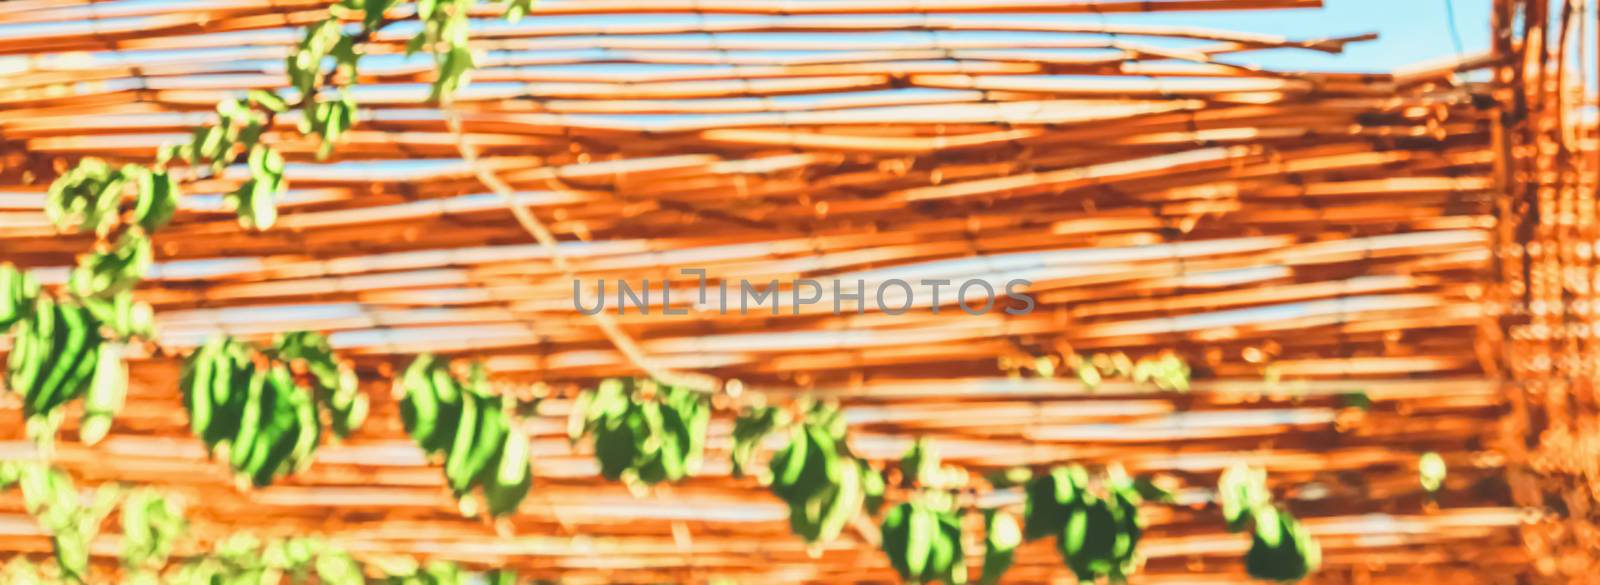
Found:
<box><xmin>440</xmin><ymin>98</ymin><xmax>718</xmax><ymax>394</ymax></box>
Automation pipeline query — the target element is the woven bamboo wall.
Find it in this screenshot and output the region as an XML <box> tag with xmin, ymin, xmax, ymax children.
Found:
<box><xmin>0</xmin><ymin>0</ymin><xmax>1560</xmax><ymax>582</ymax></box>
<box><xmin>1492</xmin><ymin>0</ymin><xmax>1600</xmax><ymax>582</ymax></box>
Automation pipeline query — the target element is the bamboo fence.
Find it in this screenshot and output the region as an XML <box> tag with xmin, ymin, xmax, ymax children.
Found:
<box><xmin>0</xmin><ymin>0</ymin><xmax>1578</xmax><ymax>582</ymax></box>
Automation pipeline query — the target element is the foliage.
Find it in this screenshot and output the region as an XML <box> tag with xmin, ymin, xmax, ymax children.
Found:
<box><xmin>6</xmin><ymin>295</ymin><xmax>134</xmax><ymax>446</ymax></box>
<box><xmin>1131</xmin><ymin>475</ymin><xmax>1177</xmax><ymax>505</ymax></box>
<box><xmin>47</xmin><ymin>159</ymin><xmax>155</xmax><ymax>237</ymax></box>
<box><xmin>398</xmin><ymin>354</ymin><xmax>531</xmax><ymax>517</ymax></box>
<box><xmin>1217</xmin><ymin>464</ymin><xmax>1320</xmax><ymax>583</ymax></box>
<box><xmin>274</xmin><ymin>331</ymin><xmax>369</xmax><ymax>437</ymax></box>
<box><xmin>862</xmin><ymin>460</ymin><xmax>888</xmax><ymax>516</ymax></box>
<box><xmin>895</xmin><ymin>438</ymin><xmax>970</xmax><ymax>508</ymax></box>
<box><xmin>729</xmin><ymin>404</ymin><xmax>789</xmax><ymax>478</ymax></box>
<box><xmin>181</xmin><ymin>333</ymin><xmax>367</xmax><ymax>488</ymax></box>
<box><xmin>1419</xmin><ymin>452</ymin><xmax>1447</xmax><ymax>493</ymax></box>
<box><xmin>568</xmin><ymin>378</ymin><xmax>710</xmax><ymax>489</ymax></box>
<box><xmin>881</xmin><ymin>501</ymin><xmax>967</xmax><ymax>585</ymax></box>
<box><xmin>9</xmin><ymin>0</ymin><xmax>534</xmax><ymax>441</ymax></box>
<box><xmin>163</xmin><ymin>536</ymin><xmax>512</xmax><ymax>585</ymax></box>
<box><xmin>366</xmin><ymin>556</ymin><xmax>522</xmax><ymax>585</ymax></box>
<box><xmin>1019</xmin><ymin>466</ymin><xmax>1143</xmax><ymax>583</ymax></box>
<box><xmin>767</xmin><ymin>403</ymin><xmax>866</xmax><ymax>546</ymax></box>
<box><xmin>170</xmin><ymin>534</ymin><xmax>362</xmax><ymax>585</ymax></box>
<box><xmin>1337</xmin><ymin>391</ymin><xmax>1373</xmax><ymax>411</ymax></box>
<box><xmin>69</xmin><ymin>232</ymin><xmax>152</xmax><ymax>302</ymax></box>
<box><xmin>1075</xmin><ymin>352</ymin><xmax>1190</xmax><ymax>392</ymax></box>
<box><xmin>1004</xmin><ymin>351</ymin><xmax>1190</xmax><ymax>392</ymax></box>
<box><xmin>120</xmin><ymin>489</ymin><xmax>188</xmax><ymax>583</ymax></box>
<box><xmin>1241</xmin><ymin>506</ymin><xmax>1320</xmax><ymax>583</ymax></box>
<box><xmin>985</xmin><ymin>467</ymin><xmax>1034</xmax><ymax>489</ymax></box>
<box><xmin>0</xmin><ymin>462</ymin><xmax>120</xmax><ymax>582</ymax></box>
<box><xmin>0</xmin><ymin>264</ymin><xmax>40</xmax><ymax>331</ymax></box>
<box><xmin>979</xmin><ymin>509</ymin><xmax>1021</xmax><ymax>585</ymax></box>
<box><xmin>1023</xmin><ymin>467</ymin><xmax>1079</xmax><ymax>542</ymax></box>
<box><xmin>0</xmin><ymin>461</ymin><xmax>518</xmax><ymax>584</ymax></box>
<box><xmin>0</xmin><ymin>1</ymin><xmax>1345</xmax><ymax>582</ymax></box>
<box><xmin>1218</xmin><ymin>464</ymin><xmax>1271</xmax><ymax>533</ymax></box>
<box><xmin>0</xmin><ymin>557</ymin><xmax>51</xmax><ymax>585</ymax></box>
<box><xmin>1056</xmin><ymin>476</ymin><xmax>1142</xmax><ymax>583</ymax></box>
<box><xmin>900</xmin><ymin>437</ymin><xmax>942</xmax><ymax>488</ymax></box>
<box><xmin>5</xmin><ymin>144</ymin><xmax>160</xmax><ymax>449</ymax></box>
<box><xmin>2</xmin><ymin>284</ymin><xmax>148</xmax><ymax>447</ymax></box>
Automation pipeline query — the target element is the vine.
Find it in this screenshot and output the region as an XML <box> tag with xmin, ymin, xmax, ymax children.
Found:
<box><xmin>3</xmin><ymin>0</ymin><xmax>533</xmax><ymax>443</ymax></box>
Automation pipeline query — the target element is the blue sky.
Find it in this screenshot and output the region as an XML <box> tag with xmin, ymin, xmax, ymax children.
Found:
<box><xmin>0</xmin><ymin>0</ymin><xmax>1494</xmax><ymax>74</ymax></box>
<box><xmin>0</xmin><ymin>0</ymin><xmax>1497</xmax><ymax>136</ymax></box>
<box><xmin>449</xmin><ymin>0</ymin><xmax>1493</xmax><ymax>73</ymax></box>
<box><xmin>1101</xmin><ymin>0</ymin><xmax>1492</xmax><ymax>71</ymax></box>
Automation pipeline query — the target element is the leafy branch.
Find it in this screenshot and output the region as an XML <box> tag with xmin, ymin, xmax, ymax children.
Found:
<box><xmin>0</xmin><ymin>460</ymin><xmax>518</xmax><ymax>584</ymax></box>
<box><xmin>181</xmin><ymin>332</ymin><xmax>368</xmax><ymax>490</ymax></box>
<box><xmin>4</xmin><ymin>0</ymin><xmax>525</xmax><ymax>449</ymax></box>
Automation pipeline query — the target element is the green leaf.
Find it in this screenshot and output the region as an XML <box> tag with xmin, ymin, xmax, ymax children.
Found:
<box><xmin>985</xmin><ymin>467</ymin><xmax>1032</xmax><ymax>489</ymax></box>
<box><xmin>905</xmin><ymin>504</ymin><xmax>934</xmax><ymax>578</ymax></box>
<box><xmin>730</xmin><ymin>405</ymin><xmax>786</xmax><ymax>478</ymax></box>
<box><xmin>274</xmin><ymin>331</ymin><xmax>366</xmax><ymax>438</ymax></box>
<box><xmin>504</xmin><ymin>0</ymin><xmax>534</xmax><ymax>22</ymax></box>
<box><xmin>364</xmin><ymin>0</ymin><xmax>397</xmax><ymax>28</ymax></box>
<box><xmin>227</xmin><ymin>146</ymin><xmax>287</xmax><ymax>231</ymax></box>
<box><xmin>53</xmin><ymin>530</ymin><xmax>89</xmax><ymax>582</ymax></box>
<box><xmin>1419</xmin><ymin>451</ymin><xmax>1447</xmax><ymax>493</ymax></box>
<box><xmin>1218</xmin><ymin>463</ymin><xmax>1269</xmax><ymax>532</ymax></box>
<box><xmin>430</xmin><ymin>45</ymin><xmax>475</xmax><ymax>102</ymax></box>
<box><xmin>264</xmin><ymin>146</ymin><xmax>286</xmax><ymax>175</ymax></box>
<box><xmin>315</xmin><ymin>550</ymin><xmax>364</xmax><ymax>585</ymax></box>
<box><xmin>0</xmin><ymin>264</ymin><xmax>39</xmax><ymax>331</ymax></box>
<box><xmin>199</xmin><ymin>125</ymin><xmax>225</xmax><ymax>161</ymax></box>
<box><xmin>331</xmin><ymin>35</ymin><xmax>362</xmax><ymax>80</ymax></box>
<box><xmin>1033</xmin><ymin>355</ymin><xmax>1055</xmax><ymax>378</ymax></box>
<box><xmin>247</xmin><ymin>89</ymin><xmax>289</xmax><ymax>113</ymax></box>
<box><xmin>2</xmin><ymin>557</ymin><xmax>45</xmax><ymax>585</ymax></box>
<box><xmin>216</xmin><ymin>98</ymin><xmax>243</xmax><ymax>118</ymax></box>
<box><xmin>119</xmin><ymin>490</ymin><xmax>155</xmax><ymax>568</ymax></box>
<box><xmin>1076</xmin><ymin>361</ymin><xmax>1101</xmax><ymax>389</ymax></box>
<box><xmin>861</xmin><ymin>460</ymin><xmax>886</xmax><ymax>515</ymax></box>
<box><xmin>1339</xmin><ymin>391</ymin><xmax>1373</xmax><ymax>411</ymax></box>
<box><xmin>1132</xmin><ymin>475</ymin><xmax>1176</xmax><ymax>504</ymax></box>
<box><xmin>308</xmin><ymin>97</ymin><xmax>356</xmax><ymax>160</ymax></box>
<box><xmin>46</xmin><ymin>158</ymin><xmax>135</xmax><ymax>234</ymax></box>
<box><xmin>69</xmin><ymin>231</ymin><xmax>153</xmax><ymax>300</ymax></box>
<box><xmin>1063</xmin><ymin>507</ymin><xmax>1087</xmax><ymax>556</ymax></box>
<box><xmin>899</xmin><ymin>437</ymin><xmax>939</xmax><ymax>487</ymax></box>
<box><xmin>1253</xmin><ymin>506</ymin><xmax>1282</xmax><ymax>548</ymax></box>
<box><xmin>485</xmin><ymin>568</ymin><xmax>519</xmax><ymax>585</ymax></box>
<box><xmin>155</xmin><ymin>144</ymin><xmax>184</xmax><ymax>167</ymax></box>
<box><xmin>1153</xmin><ymin>353</ymin><xmax>1190</xmax><ymax>391</ymax></box>
<box><xmin>405</xmin><ymin>32</ymin><xmax>429</xmax><ymax>57</ymax></box>
<box><xmin>81</xmin><ymin>291</ymin><xmax>155</xmax><ymax>340</ymax></box>
<box><xmin>979</xmin><ymin>509</ymin><xmax>1020</xmax><ymax>585</ymax></box>
<box><xmin>1023</xmin><ymin>467</ymin><xmax>1075</xmax><ymax>541</ymax></box>
<box><xmin>247</xmin><ymin>144</ymin><xmax>267</xmax><ymax>177</ymax></box>
<box><xmin>1245</xmin><ymin>508</ymin><xmax>1318</xmax><ymax>582</ymax></box>
<box><xmin>133</xmin><ymin>170</ymin><xmax>180</xmax><ymax>232</ymax></box>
